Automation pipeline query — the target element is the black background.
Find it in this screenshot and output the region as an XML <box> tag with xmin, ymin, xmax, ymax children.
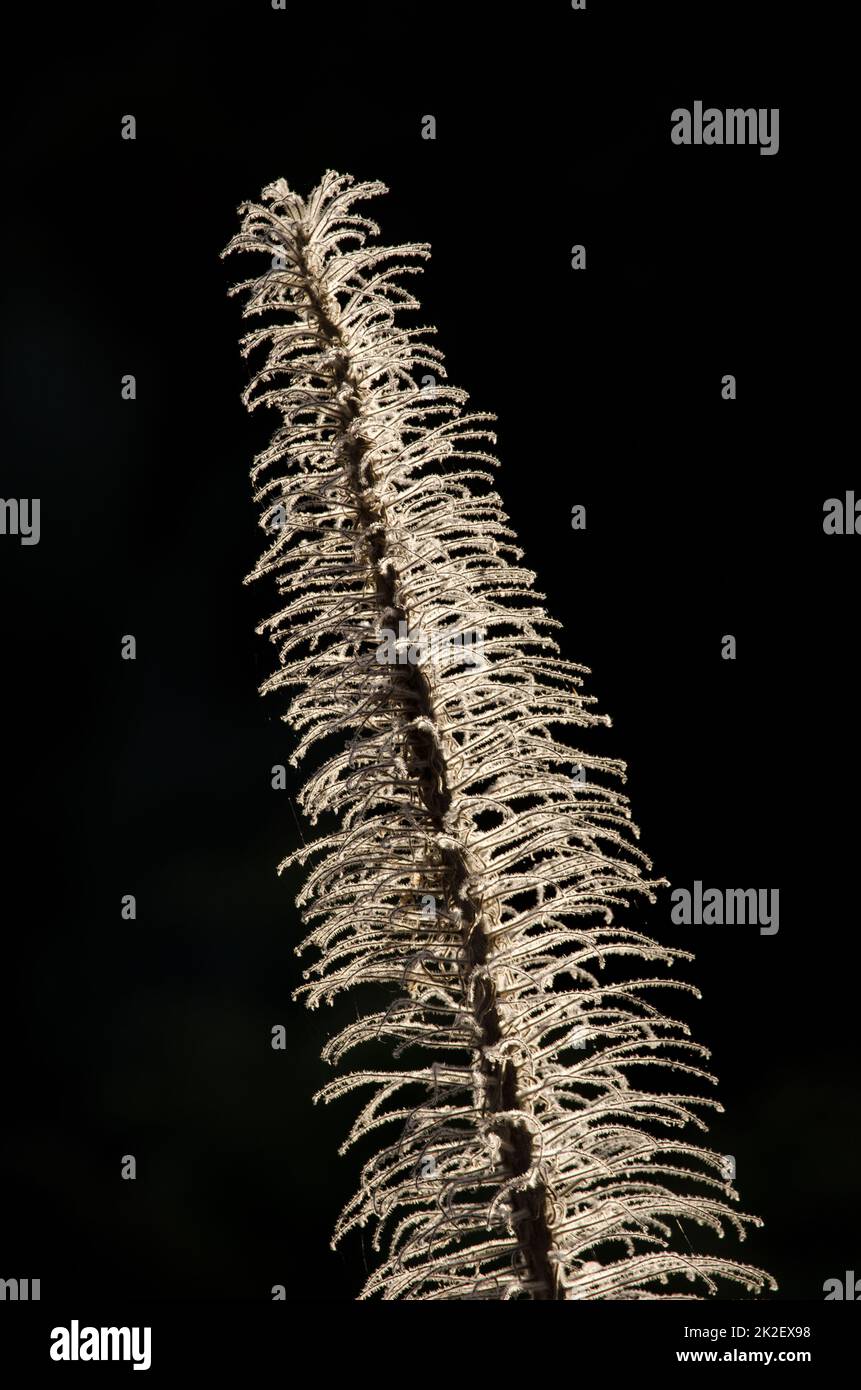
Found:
<box><xmin>1</xmin><ymin>0</ymin><xmax>855</xmax><ymax>1314</ymax></box>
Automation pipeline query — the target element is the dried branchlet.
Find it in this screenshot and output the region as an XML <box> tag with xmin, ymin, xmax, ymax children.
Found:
<box><xmin>222</xmin><ymin>170</ymin><xmax>775</xmax><ymax>1301</ymax></box>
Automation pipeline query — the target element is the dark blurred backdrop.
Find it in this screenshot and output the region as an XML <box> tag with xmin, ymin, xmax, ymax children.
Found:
<box><xmin>1</xmin><ymin>2</ymin><xmax>854</xmax><ymax>1303</ymax></box>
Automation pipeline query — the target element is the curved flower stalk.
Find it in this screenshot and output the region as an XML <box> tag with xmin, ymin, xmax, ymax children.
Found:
<box><xmin>222</xmin><ymin>170</ymin><xmax>775</xmax><ymax>1301</ymax></box>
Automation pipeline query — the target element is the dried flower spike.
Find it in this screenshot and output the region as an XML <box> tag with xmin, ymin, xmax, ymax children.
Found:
<box><xmin>222</xmin><ymin>170</ymin><xmax>775</xmax><ymax>1301</ymax></box>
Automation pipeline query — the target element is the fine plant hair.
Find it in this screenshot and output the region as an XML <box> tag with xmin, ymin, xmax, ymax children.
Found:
<box><xmin>222</xmin><ymin>170</ymin><xmax>776</xmax><ymax>1301</ymax></box>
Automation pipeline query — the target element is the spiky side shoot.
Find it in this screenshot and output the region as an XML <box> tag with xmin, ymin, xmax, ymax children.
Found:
<box><xmin>222</xmin><ymin>170</ymin><xmax>775</xmax><ymax>1301</ymax></box>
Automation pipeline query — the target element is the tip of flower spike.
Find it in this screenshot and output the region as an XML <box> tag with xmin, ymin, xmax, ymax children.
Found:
<box><xmin>262</xmin><ymin>178</ymin><xmax>292</xmax><ymax>202</ymax></box>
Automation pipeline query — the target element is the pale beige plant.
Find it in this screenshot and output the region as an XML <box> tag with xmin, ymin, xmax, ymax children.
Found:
<box><xmin>222</xmin><ymin>170</ymin><xmax>775</xmax><ymax>1301</ymax></box>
